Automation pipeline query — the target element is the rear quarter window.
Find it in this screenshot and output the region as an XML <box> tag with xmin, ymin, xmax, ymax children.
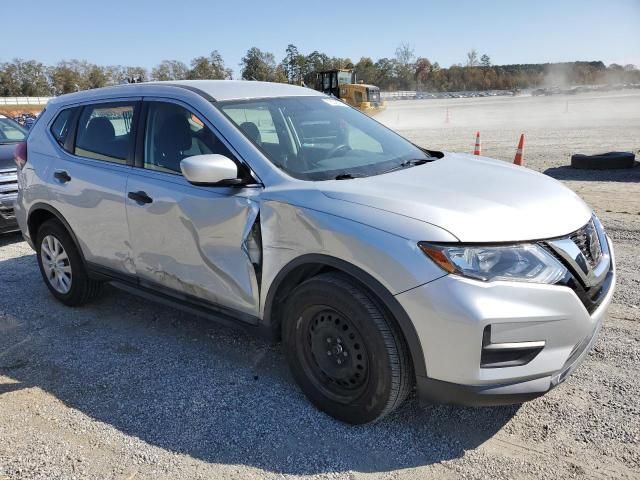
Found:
<box><xmin>50</xmin><ymin>108</ymin><xmax>73</xmax><ymax>150</ymax></box>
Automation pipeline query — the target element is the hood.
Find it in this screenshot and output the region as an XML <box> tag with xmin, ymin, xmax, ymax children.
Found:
<box><xmin>0</xmin><ymin>143</ymin><xmax>18</xmax><ymax>171</ymax></box>
<box><xmin>320</xmin><ymin>152</ymin><xmax>592</xmax><ymax>242</ymax></box>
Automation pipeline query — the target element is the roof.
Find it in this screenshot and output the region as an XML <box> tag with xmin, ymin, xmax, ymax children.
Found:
<box><xmin>160</xmin><ymin>80</ymin><xmax>324</xmax><ymax>101</ymax></box>
<box><xmin>48</xmin><ymin>80</ymin><xmax>325</xmax><ymax>106</ymax></box>
<box><xmin>350</xmin><ymin>83</ymin><xmax>379</xmax><ymax>90</ymax></box>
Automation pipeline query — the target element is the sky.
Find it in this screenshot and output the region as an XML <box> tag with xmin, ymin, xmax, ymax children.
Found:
<box><xmin>3</xmin><ymin>0</ymin><xmax>639</xmax><ymax>76</ymax></box>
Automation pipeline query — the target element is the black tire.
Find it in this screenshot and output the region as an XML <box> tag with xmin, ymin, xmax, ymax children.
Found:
<box><xmin>35</xmin><ymin>219</ymin><xmax>102</xmax><ymax>306</ymax></box>
<box><xmin>282</xmin><ymin>272</ymin><xmax>413</xmax><ymax>424</ymax></box>
<box><xmin>571</xmin><ymin>152</ymin><xmax>636</xmax><ymax>170</ymax></box>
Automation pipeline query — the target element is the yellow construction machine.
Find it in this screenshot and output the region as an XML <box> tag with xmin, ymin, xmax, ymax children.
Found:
<box><xmin>314</xmin><ymin>69</ymin><xmax>385</xmax><ymax>114</ymax></box>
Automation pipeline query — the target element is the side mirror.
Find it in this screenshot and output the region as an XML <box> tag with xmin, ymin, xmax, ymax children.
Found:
<box><xmin>180</xmin><ymin>154</ymin><xmax>243</xmax><ymax>186</ymax></box>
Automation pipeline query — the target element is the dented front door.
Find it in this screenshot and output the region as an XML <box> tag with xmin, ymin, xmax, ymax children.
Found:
<box><xmin>125</xmin><ymin>168</ymin><xmax>262</xmax><ymax>318</ymax></box>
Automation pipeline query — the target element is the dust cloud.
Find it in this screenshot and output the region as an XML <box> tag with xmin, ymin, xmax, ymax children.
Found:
<box><xmin>377</xmin><ymin>90</ymin><xmax>640</xmax><ymax>165</ymax></box>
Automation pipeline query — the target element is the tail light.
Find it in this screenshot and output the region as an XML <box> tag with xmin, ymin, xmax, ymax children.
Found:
<box><xmin>15</xmin><ymin>141</ymin><xmax>27</xmax><ymax>169</ymax></box>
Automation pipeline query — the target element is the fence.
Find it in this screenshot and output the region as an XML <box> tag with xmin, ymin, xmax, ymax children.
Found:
<box><xmin>0</xmin><ymin>97</ymin><xmax>52</xmax><ymax>106</ymax></box>
<box><xmin>380</xmin><ymin>91</ymin><xmax>417</xmax><ymax>100</ymax></box>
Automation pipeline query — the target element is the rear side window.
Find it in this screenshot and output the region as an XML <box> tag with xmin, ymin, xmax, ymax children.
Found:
<box><xmin>75</xmin><ymin>103</ymin><xmax>136</xmax><ymax>164</ymax></box>
<box><xmin>50</xmin><ymin>108</ymin><xmax>73</xmax><ymax>150</ymax></box>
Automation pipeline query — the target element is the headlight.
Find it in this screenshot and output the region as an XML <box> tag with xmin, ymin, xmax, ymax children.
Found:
<box><xmin>418</xmin><ymin>242</ymin><xmax>567</xmax><ymax>284</ymax></box>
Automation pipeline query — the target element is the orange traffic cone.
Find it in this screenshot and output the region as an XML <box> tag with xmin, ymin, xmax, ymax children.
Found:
<box><xmin>445</xmin><ymin>107</ymin><xmax>450</xmax><ymax>124</ymax></box>
<box><xmin>473</xmin><ymin>131</ymin><xmax>481</xmax><ymax>155</ymax></box>
<box><xmin>513</xmin><ymin>134</ymin><xmax>525</xmax><ymax>166</ymax></box>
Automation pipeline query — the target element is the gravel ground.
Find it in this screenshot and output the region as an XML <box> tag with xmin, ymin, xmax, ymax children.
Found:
<box><xmin>1</xmin><ymin>91</ymin><xmax>639</xmax><ymax>479</ymax></box>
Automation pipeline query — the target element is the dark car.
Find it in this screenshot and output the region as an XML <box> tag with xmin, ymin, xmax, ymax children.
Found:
<box><xmin>0</xmin><ymin>114</ymin><xmax>26</xmax><ymax>233</ymax></box>
<box><xmin>23</xmin><ymin>117</ymin><xmax>37</xmax><ymax>130</ymax></box>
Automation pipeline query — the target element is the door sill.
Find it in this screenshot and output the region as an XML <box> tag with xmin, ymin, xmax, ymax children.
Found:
<box><xmin>87</xmin><ymin>262</ymin><xmax>272</xmax><ymax>339</ymax></box>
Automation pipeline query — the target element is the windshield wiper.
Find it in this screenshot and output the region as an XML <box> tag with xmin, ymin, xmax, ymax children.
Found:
<box><xmin>334</xmin><ymin>173</ymin><xmax>358</xmax><ymax>180</ymax></box>
<box><xmin>400</xmin><ymin>158</ymin><xmax>433</xmax><ymax>167</ymax></box>
<box><xmin>333</xmin><ymin>157</ymin><xmax>434</xmax><ymax>180</ymax></box>
<box><xmin>380</xmin><ymin>157</ymin><xmax>434</xmax><ymax>175</ymax></box>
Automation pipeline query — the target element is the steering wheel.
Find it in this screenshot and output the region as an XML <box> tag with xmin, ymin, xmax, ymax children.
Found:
<box><xmin>325</xmin><ymin>144</ymin><xmax>352</xmax><ymax>159</ymax></box>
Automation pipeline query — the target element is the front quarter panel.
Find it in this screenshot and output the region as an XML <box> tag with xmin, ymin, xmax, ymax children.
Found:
<box><xmin>259</xmin><ymin>199</ymin><xmax>449</xmax><ymax>316</ymax></box>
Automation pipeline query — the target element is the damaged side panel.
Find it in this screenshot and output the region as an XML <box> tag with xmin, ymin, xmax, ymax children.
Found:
<box><xmin>259</xmin><ymin>199</ymin><xmax>449</xmax><ymax>319</ymax></box>
<box><xmin>241</xmin><ymin>208</ymin><xmax>263</xmax><ymax>286</ymax></box>
<box><xmin>126</xmin><ymin>172</ymin><xmax>262</xmax><ymax>320</ymax></box>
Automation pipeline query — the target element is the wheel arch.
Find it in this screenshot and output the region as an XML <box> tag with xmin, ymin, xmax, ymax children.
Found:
<box><xmin>27</xmin><ymin>203</ymin><xmax>86</xmax><ymax>267</ymax></box>
<box><xmin>263</xmin><ymin>253</ymin><xmax>428</xmax><ymax>378</ymax></box>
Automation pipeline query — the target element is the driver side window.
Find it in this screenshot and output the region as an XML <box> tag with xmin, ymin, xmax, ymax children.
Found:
<box><xmin>221</xmin><ymin>102</ymin><xmax>294</xmax><ymax>168</ymax></box>
<box><xmin>143</xmin><ymin>102</ymin><xmax>234</xmax><ymax>175</ymax></box>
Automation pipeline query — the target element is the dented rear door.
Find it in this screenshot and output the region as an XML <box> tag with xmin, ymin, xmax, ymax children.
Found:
<box><xmin>125</xmin><ymin>169</ymin><xmax>262</xmax><ymax>318</ymax></box>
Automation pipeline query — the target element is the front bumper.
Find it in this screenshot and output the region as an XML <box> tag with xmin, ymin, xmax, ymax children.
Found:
<box><xmin>0</xmin><ymin>168</ymin><xmax>19</xmax><ymax>234</ymax></box>
<box><xmin>0</xmin><ymin>192</ymin><xmax>18</xmax><ymax>234</ymax></box>
<box><xmin>397</xmin><ymin>237</ymin><xmax>615</xmax><ymax>406</ymax></box>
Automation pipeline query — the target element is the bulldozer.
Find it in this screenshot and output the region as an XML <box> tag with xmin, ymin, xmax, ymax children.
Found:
<box><xmin>314</xmin><ymin>69</ymin><xmax>385</xmax><ymax>114</ymax></box>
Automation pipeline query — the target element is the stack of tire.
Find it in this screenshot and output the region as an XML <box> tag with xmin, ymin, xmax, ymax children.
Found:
<box><xmin>570</xmin><ymin>152</ymin><xmax>636</xmax><ymax>169</ymax></box>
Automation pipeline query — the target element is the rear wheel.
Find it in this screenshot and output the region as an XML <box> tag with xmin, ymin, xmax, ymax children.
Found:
<box><xmin>282</xmin><ymin>272</ymin><xmax>413</xmax><ymax>424</ymax></box>
<box><xmin>36</xmin><ymin>219</ymin><xmax>102</xmax><ymax>306</ymax></box>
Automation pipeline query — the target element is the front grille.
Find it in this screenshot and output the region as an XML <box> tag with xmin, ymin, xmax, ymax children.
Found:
<box><xmin>0</xmin><ymin>184</ymin><xmax>18</xmax><ymax>195</ymax></box>
<box><xmin>544</xmin><ymin>216</ymin><xmax>612</xmax><ymax>314</ymax></box>
<box><xmin>0</xmin><ymin>168</ymin><xmax>18</xmax><ymax>221</ymax></box>
<box><xmin>569</xmin><ymin>219</ymin><xmax>602</xmax><ymax>268</ymax></box>
<box><xmin>0</xmin><ymin>168</ymin><xmax>18</xmax><ymax>196</ymax></box>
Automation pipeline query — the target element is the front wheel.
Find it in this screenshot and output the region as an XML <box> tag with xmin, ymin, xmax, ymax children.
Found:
<box><xmin>282</xmin><ymin>272</ymin><xmax>413</xmax><ymax>424</ymax></box>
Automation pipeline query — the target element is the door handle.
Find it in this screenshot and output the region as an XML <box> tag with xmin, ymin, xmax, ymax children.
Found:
<box><xmin>54</xmin><ymin>170</ymin><xmax>71</xmax><ymax>183</ymax></box>
<box><xmin>128</xmin><ymin>191</ymin><xmax>153</xmax><ymax>205</ymax></box>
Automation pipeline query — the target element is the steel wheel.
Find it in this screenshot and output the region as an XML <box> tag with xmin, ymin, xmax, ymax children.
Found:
<box><xmin>40</xmin><ymin>234</ymin><xmax>72</xmax><ymax>294</ymax></box>
<box><xmin>299</xmin><ymin>305</ymin><xmax>370</xmax><ymax>403</ymax></box>
<box><xmin>283</xmin><ymin>273</ymin><xmax>413</xmax><ymax>424</ymax></box>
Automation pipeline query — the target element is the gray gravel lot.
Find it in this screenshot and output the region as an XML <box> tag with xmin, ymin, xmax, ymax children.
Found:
<box><xmin>1</xmin><ymin>91</ymin><xmax>639</xmax><ymax>479</ymax></box>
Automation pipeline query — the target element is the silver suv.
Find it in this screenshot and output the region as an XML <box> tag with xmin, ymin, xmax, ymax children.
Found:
<box><xmin>15</xmin><ymin>81</ymin><xmax>615</xmax><ymax>424</ymax></box>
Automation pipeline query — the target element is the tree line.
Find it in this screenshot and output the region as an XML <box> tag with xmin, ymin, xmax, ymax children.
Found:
<box><xmin>1</xmin><ymin>45</ymin><xmax>638</xmax><ymax>97</ymax></box>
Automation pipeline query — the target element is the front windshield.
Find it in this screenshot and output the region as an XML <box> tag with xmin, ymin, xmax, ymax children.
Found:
<box><xmin>0</xmin><ymin>116</ymin><xmax>27</xmax><ymax>144</ymax></box>
<box><xmin>337</xmin><ymin>71</ymin><xmax>352</xmax><ymax>85</ymax></box>
<box><xmin>217</xmin><ymin>96</ymin><xmax>433</xmax><ymax>181</ymax></box>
